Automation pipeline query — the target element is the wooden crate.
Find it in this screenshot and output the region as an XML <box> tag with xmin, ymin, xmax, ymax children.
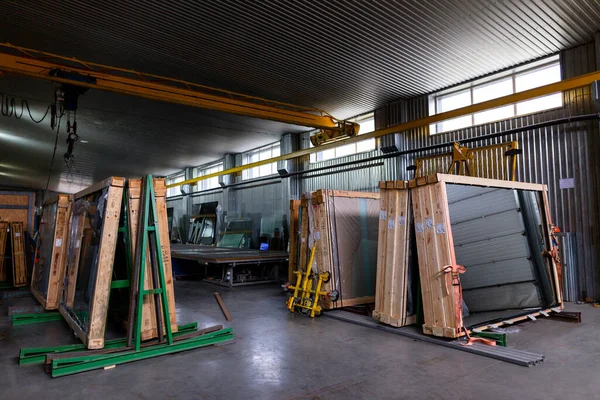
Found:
<box><xmin>287</xmin><ymin>199</ymin><xmax>301</xmax><ymax>282</ymax></box>
<box><xmin>307</xmin><ymin>189</ymin><xmax>380</xmax><ymax>309</ymax></box>
<box><xmin>126</xmin><ymin>178</ymin><xmax>178</xmax><ymax>341</ymax></box>
<box><xmin>0</xmin><ymin>191</ymin><xmax>36</xmax><ymax>236</ymax></box>
<box><xmin>372</xmin><ymin>181</ymin><xmax>417</xmax><ymax>327</ymax></box>
<box><xmin>59</xmin><ymin>177</ymin><xmax>125</xmax><ymax>349</ymax></box>
<box><xmin>411</xmin><ymin>173</ymin><xmax>563</xmax><ymax>338</ymax></box>
<box><xmin>30</xmin><ymin>194</ymin><xmax>72</xmax><ymax>310</ymax></box>
<box><xmin>0</xmin><ymin>222</ymin><xmax>8</xmax><ymax>282</ymax></box>
<box><xmin>10</xmin><ymin>222</ymin><xmax>27</xmax><ymax>287</ymax></box>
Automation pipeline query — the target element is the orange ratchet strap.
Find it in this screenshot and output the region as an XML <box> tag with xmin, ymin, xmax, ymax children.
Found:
<box><xmin>443</xmin><ymin>264</ymin><xmax>496</xmax><ymax>347</ymax></box>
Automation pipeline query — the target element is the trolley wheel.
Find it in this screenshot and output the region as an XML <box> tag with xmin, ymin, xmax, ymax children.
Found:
<box><xmin>322</xmin><ymin>271</ymin><xmax>331</xmax><ymax>283</ymax></box>
<box><xmin>298</xmin><ymin>298</ymin><xmax>313</xmax><ymax>316</ymax></box>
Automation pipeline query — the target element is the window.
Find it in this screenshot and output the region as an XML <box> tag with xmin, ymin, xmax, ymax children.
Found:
<box><xmin>194</xmin><ymin>162</ymin><xmax>223</xmax><ymax>191</ymax></box>
<box><xmin>242</xmin><ymin>142</ymin><xmax>280</xmax><ymax>180</ymax></box>
<box><xmin>310</xmin><ymin>115</ymin><xmax>376</xmax><ymax>163</ymax></box>
<box><xmin>166</xmin><ymin>172</ymin><xmax>185</xmax><ymax>198</ymax></box>
<box><xmin>429</xmin><ymin>57</ymin><xmax>562</xmax><ymax>134</ymax></box>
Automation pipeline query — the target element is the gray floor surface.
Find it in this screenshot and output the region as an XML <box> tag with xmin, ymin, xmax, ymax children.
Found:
<box><xmin>0</xmin><ymin>281</ymin><xmax>599</xmax><ymax>400</ymax></box>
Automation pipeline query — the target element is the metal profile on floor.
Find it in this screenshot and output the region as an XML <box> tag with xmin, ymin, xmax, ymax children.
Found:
<box><xmin>323</xmin><ymin>310</ymin><xmax>544</xmax><ymax>367</ymax></box>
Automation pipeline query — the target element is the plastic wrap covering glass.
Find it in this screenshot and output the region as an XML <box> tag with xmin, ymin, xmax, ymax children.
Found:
<box><xmin>412</xmin><ymin>174</ymin><xmax>561</xmax><ymax>338</ymax></box>
<box><xmin>307</xmin><ymin>190</ymin><xmax>380</xmax><ymax>309</ymax></box>
<box><xmin>32</xmin><ymin>202</ymin><xmax>58</xmax><ymax>296</ymax></box>
<box><xmin>30</xmin><ymin>194</ymin><xmax>72</xmax><ymax>309</ymax></box>
<box><xmin>373</xmin><ymin>181</ymin><xmax>419</xmax><ymax>327</ymax></box>
<box><xmin>59</xmin><ymin>177</ymin><xmax>124</xmax><ymax>349</ymax></box>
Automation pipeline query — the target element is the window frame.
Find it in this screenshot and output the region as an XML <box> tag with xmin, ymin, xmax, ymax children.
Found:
<box><xmin>241</xmin><ymin>141</ymin><xmax>281</xmax><ymax>180</ymax></box>
<box><xmin>429</xmin><ymin>56</ymin><xmax>562</xmax><ymax>135</ymax></box>
<box><xmin>166</xmin><ymin>172</ymin><xmax>185</xmax><ymax>198</ymax></box>
<box><xmin>193</xmin><ymin>161</ymin><xmax>224</xmax><ymax>192</ymax></box>
<box><xmin>309</xmin><ymin>113</ymin><xmax>376</xmax><ymax>163</ymax></box>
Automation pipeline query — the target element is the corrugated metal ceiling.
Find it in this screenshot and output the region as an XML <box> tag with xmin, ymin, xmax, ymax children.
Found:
<box><xmin>2</xmin><ymin>0</ymin><xmax>599</xmax><ymax>116</ymax></box>
<box><xmin>1</xmin><ymin>0</ymin><xmax>599</xmax><ymax>192</ymax></box>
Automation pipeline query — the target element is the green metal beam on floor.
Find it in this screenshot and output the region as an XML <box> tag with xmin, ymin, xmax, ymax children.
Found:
<box><xmin>50</xmin><ymin>328</ymin><xmax>233</xmax><ymax>377</ymax></box>
<box><xmin>19</xmin><ymin>322</ymin><xmax>199</xmax><ymax>365</ymax></box>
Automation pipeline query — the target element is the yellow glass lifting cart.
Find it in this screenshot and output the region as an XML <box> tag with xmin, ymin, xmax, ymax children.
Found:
<box><xmin>286</xmin><ymin>246</ymin><xmax>336</xmax><ymax>317</ymax></box>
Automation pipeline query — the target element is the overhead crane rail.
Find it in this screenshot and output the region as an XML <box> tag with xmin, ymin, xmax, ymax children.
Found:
<box><xmin>0</xmin><ymin>42</ymin><xmax>358</xmax><ymax>141</ymax></box>
<box><xmin>1</xmin><ymin>43</ymin><xmax>599</xmax><ymax>189</ymax></box>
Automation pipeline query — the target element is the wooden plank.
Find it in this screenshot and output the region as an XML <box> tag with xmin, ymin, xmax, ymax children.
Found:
<box><xmin>0</xmin><ymin>222</ymin><xmax>8</xmax><ymax>281</ymax></box>
<box><xmin>297</xmin><ymin>197</ymin><xmax>309</xmax><ymax>276</ymax></box>
<box><xmin>437</xmin><ymin>173</ymin><xmax>546</xmax><ymax>191</ymax></box>
<box><xmin>382</xmin><ymin>187</ymin><xmax>399</xmax><ymax>322</ymax></box>
<box><xmin>339</xmin><ymin>296</ymin><xmax>375</xmax><ymax>307</ymax></box>
<box><xmin>87</xmin><ymin>182</ymin><xmax>124</xmax><ymax>349</ymax></box>
<box><xmin>30</xmin><ymin>194</ymin><xmax>72</xmax><ymax>309</ymax></box>
<box><xmin>127</xmin><ymin>179</ymin><xmax>158</xmax><ymax>341</ymax></box>
<box><xmin>62</xmin><ymin>210</ymin><xmax>90</xmax><ymax>308</ymax></box>
<box><xmin>373</xmin><ymin>183</ymin><xmax>388</xmax><ymax>321</ymax></box>
<box><xmin>318</xmin><ymin>194</ymin><xmax>335</xmax><ymax>308</ymax></box>
<box><xmin>413</xmin><ymin>184</ymin><xmax>437</xmax><ymax>336</ymax></box>
<box><xmin>469</xmin><ymin>308</ymin><xmax>555</xmax><ymax>333</ymax></box>
<box><xmin>0</xmin><ymin>210</ymin><xmax>28</xmax><ymax>229</ymax></box>
<box><xmin>394</xmin><ymin>187</ymin><xmax>410</xmax><ymax>326</ymax></box>
<box><xmin>0</xmin><ymin>191</ymin><xmax>35</xmax><ymax>235</ymax></box>
<box><xmin>433</xmin><ymin>181</ymin><xmax>461</xmax><ymax>338</ymax></box>
<box><xmin>416</xmin><ymin>182</ymin><xmax>460</xmax><ymax>338</ymax></box>
<box><xmin>48</xmin><ymin>196</ymin><xmax>72</xmax><ymax>309</ymax></box>
<box><xmin>214</xmin><ymin>292</ymin><xmax>232</xmax><ymax>321</ymax></box>
<box><xmin>288</xmin><ymin>199</ymin><xmax>301</xmax><ymax>282</ymax></box>
<box><xmin>325</xmin><ymin>190</ymin><xmax>380</xmax><ymax>200</ymax></box>
<box><xmin>0</xmin><ymin>194</ymin><xmax>29</xmax><ymax>205</ymax></box>
<box><xmin>73</xmin><ymin>176</ymin><xmax>125</xmax><ymax>200</ymax></box>
<box><xmin>10</xmin><ymin>222</ymin><xmax>27</xmax><ymax>287</ymax></box>
<box><xmin>373</xmin><ymin>183</ymin><xmax>412</xmax><ymax>327</ymax></box>
<box><xmin>153</xmin><ymin>178</ymin><xmax>179</xmax><ymax>334</ymax></box>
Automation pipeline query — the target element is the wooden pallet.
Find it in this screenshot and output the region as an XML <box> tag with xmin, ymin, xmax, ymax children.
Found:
<box><xmin>372</xmin><ymin>181</ymin><xmax>416</xmax><ymax>327</ymax></box>
<box><xmin>307</xmin><ymin>189</ymin><xmax>380</xmax><ymax>309</ymax></box>
<box><xmin>59</xmin><ymin>177</ymin><xmax>125</xmax><ymax>349</ymax></box>
<box><xmin>10</xmin><ymin>222</ymin><xmax>27</xmax><ymax>287</ymax></box>
<box><xmin>0</xmin><ymin>191</ymin><xmax>35</xmax><ymax>236</ymax></box>
<box><xmin>127</xmin><ymin>178</ymin><xmax>178</xmax><ymax>341</ymax></box>
<box><xmin>30</xmin><ymin>194</ymin><xmax>72</xmax><ymax>310</ymax></box>
<box><xmin>0</xmin><ymin>221</ymin><xmax>8</xmax><ymax>282</ymax></box>
<box><xmin>410</xmin><ymin>173</ymin><xmax>563</xmax><ymax>339</ymax></box>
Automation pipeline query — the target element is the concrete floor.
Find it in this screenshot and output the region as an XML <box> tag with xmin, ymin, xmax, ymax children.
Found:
<box><xmin>1</xmin><ymin>281</ymin><xmax>599</xmax><ymax>400</ymax></box>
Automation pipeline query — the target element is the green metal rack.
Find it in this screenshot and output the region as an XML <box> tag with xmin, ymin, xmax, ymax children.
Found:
<box><xmin>19</xmin><ymin>175</ymin><xmax>234</xmax><ymax>377</ymax></box>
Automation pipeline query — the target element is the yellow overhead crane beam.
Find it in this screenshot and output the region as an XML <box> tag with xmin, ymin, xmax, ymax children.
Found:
<box><xmin>0</xmin><ymin>43</ymin><xmax>598</xmax><ymax>189</ymax></box>
<box><xmin>168</xmin><ymin>69</ymin><xmax>600</xmax><ymax>188</ymax></box>
<box><xmin>0</xmin><ymin>43</ymin><xmax>355</xmax><ymax>136</ymax></box>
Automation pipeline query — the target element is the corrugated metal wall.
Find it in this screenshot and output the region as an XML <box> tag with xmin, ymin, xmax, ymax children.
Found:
<box><xmin>370</xmin><ymin>42</ymin><xmax>600</xmax><ymax>299</ymax></box>
<box><xmin>192</xmin><ymin>191</ymin><xmax>225</xmax><ymax>210</ymax></box>
<box><xmin>167</xmin><ymin>42</ymin><xmax>600</xmax><ymax>298</ymax></box>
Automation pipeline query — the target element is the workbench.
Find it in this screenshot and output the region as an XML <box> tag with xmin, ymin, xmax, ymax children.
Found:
<box><xmin>171</xmin><ymin>244</ymin><xmax>288</xmax><ymax>288</ymax></box>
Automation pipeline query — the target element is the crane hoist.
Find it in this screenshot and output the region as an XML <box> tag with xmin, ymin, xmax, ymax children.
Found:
<box><xmin>0</xmin><ymin>43</ymin><xmax>359</xmax><ymax>145</ymax></box>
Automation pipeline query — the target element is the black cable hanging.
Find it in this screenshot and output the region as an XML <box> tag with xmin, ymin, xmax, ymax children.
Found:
<box><xmin>1</xmin><ymin>91</ymin><xmax>52</xmax><ymax>123</ymax></box>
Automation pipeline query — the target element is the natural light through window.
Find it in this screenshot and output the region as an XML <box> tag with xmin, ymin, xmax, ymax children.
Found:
<box><xmin>194</xmin><ymin>162</ymin><xmax>223</xmax><ymax>191</ymax></box>
<box><xmin>310</xmin><ymin>115</ymin><xmax>376</xmax><ymax>163</ymax></box>
<box><xmin>242</xmin><ymin>142</ymin><xmax>280</xmax><ymax>180</ymax></box>
<box><xmin>429</xmin><ymin>57</ymin><xmax>562</xmax><ymax>134</ymax></box>
<box><xmin>166</xmin><ymin>173</ymin><xmax>185</xmax><ymax>197</ymax></box>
